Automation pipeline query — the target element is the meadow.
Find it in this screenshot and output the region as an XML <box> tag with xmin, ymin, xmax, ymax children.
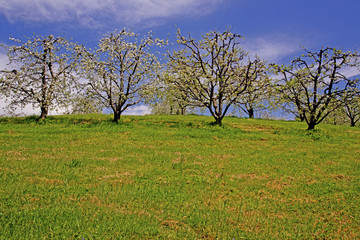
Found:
<box><xmin>0</xmin><ymin>114</ymin><xmax>359</xmax><ymax>239</ymax></box>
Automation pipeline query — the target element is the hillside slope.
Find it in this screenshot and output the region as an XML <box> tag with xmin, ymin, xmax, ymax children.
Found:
<box><xmin>0</xmin><ymin>114</ymin><xmax>359</xmax><ymax>239</ymax></box>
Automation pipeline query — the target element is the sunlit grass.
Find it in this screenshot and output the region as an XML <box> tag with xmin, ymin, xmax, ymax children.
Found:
<box><xmin>0</xmin><ymin>114</ymin><xmax>359</xmax><ymax>239</ymax></box>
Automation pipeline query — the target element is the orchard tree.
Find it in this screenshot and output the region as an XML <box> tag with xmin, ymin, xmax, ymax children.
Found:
<box><xmin>272</xmin><ymin>47</ymin><xmax>358</xmax><ymax>130</ymax></box>
<box><xmin>235</xmin><ymin>57</ymin><xmax>270</xmax><ymax>118</ymax></box>
<box><xmin>321</xmin><ymin>107</ymin><xmax>347</xmax><ymax>126</ymax></box>
<box><xmin>342</xmin><ymin>86</ymin><xmax>360</xmax><ymax>127</ymax></box>
<box><xmin>69</xmin><ymin>91</ymin><xmax>103</xmax><ymax>114</ymax></box>
<box><xmin>273</xmin><ymin>78</ymin><xmax>307</xmax><ymax>122</ymax></box>
<box><xmin>0</xmin><ymin>35</ymin><xmax>80</xmax><ymax>120</ymax></box>
<box><xmin>150</xmin><ymin>86</ymin><xmax>191</xmax><ymax>115</ymax></box>
<box><xmin>79</xmin><ymin>29</ymin><xmax>165</xmax><ymax>123</ymax></box>
<box><xmin>168</xmin><ymin>29</ymin><xmax>264</xmax><ymax>125</ymax></box>
<box><xmin>310</xmin><ymin>84</ymin><xmax>360</xmax><ymax>127</ymax></box>
<box><xmin>151</xmin><ymin>72</ymin><xmax>195</xmax><ymax>115</ymax></box>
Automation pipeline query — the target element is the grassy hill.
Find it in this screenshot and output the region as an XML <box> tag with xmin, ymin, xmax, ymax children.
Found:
<box><xmin>0</xmin><ymin>114</ymin><xmax>359</xmax><ymax>239</ymax></box>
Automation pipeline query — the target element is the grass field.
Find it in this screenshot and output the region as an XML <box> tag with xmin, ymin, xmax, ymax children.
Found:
<box><xmin>0</xmin><ymin>114</ymin><xmax>359</xmax><ymax>239</ymax></box>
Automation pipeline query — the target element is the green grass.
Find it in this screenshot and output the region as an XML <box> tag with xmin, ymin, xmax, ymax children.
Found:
<box><xmin>0</xmin><ymin>114</ymin><xmax>359</xmax><ymax>239</ymax></box>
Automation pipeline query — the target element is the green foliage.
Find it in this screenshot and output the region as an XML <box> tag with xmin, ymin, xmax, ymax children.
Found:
<box><xmin>0</xmin><ymin>114</ymin><xmax>359</xmax><ymax>239</ymax></box>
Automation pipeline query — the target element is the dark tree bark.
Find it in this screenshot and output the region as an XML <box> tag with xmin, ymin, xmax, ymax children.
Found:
<box><xmin>39</xmin><ymin>106</ymin><xmax>48</xmax><ymax>120</ymax></box>
<box><xmin>306</xmin><ymin>119</ymin><xmax>317</xmax><ymax>130</ymax></box>
<box><xmin>112</xmin><ymin>104</ymin><xmax>124</xmax><ymax>123</ymax></box>
<box><xmin>113</xmin><ymin>111</ymin><xmax>121</xmax><ymax>123</ymax></box>
<box><xmin>247</xmin><ymin>107</ymin><xmax>254</xmax><ymax>119</ymax></box>
<box><xmin>350</xmin><ymin>117</ymin><xmax>356</xmax><ymax>127</ymax></box>
<box><xmin>299</xmin><ymin>113</ymin><xmax>305</xmax><ymax>122</ymax></box>
<box><xmin>214</xmin><ymin>116</ymin><xmax>223</xmax><ymax>125</ymax></box>
<box><xmin>180</xmin><ymin>107</ymin><xmax>186</xmax><ymax>115</ymax></box>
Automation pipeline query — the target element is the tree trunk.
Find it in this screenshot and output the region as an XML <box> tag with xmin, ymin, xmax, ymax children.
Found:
<box><xmin>214</xmin><ymin>116</ymin><xmax>223</xmax><ymax>125</ymax></box>
<box><xmin>181</xmin><ymin>107</ymin><xmax>186</xmax><ymax>115</ymax></box>
<box><xmin>299</xmin><ymin>113</ymin><xmax>305</xmax><ymax>122</ymax></box>
<box><xmin>307</xmin><ymin>121</ymin><xmax>317</xmax><ymax>130</ymax></box>
<box><xmin>113</xmin><ymin>111</ymin><xmax>121</xmax><ymax>123</ymax></box>
<box><xmin>248</xmin><ymin>107</ymin><xmax>254</xmax><ymax>119</ymax></box>
<box><xmin>38</xmin><ymin>106</ymin><xmax>48</xmax><ymax>120</ymax></box>
<box><xmin>350</xmin><ymin>117</ymin><xmax>355</xmax><ymax>127</ymax></box>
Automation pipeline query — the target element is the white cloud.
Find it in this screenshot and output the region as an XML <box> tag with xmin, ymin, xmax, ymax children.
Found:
<box><xmin>123</xmin><ymin>105</ymin><xmax>151</xmax><ymax>115</ymax></box>
<box><xmin>341</xmin><ymin>66</ymin><xmax>360</xmax><ymax>79</ymax></box>
<box><xmin>243</xmin><ymin>34</ymin><xmax>305</xmax><ymax>62</ymax></box>
<box><xmin>0</xmin><ymin>0</ymin><xmax>223</xmax><ymax>27</ymax></box>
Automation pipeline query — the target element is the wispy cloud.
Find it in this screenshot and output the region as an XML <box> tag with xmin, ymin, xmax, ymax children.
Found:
<box><xmin>243</xmin><ymin>34</ymin><xmax>307</xmax><ymax>63</ymax></box>
<box><xmin>0</xmin><ymin>0</ymin><xmax>223</xmax><ymax>27</ymax></box>
<box><xmin>341</xmin><ymin>66</ymin><xmax>360</xmax><ymax>79</ymax></box>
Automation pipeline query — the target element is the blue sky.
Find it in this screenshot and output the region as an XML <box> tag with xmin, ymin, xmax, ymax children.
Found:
<box><xmin>0</xmin><ymin>0</ymin><xmax>360</xmax><ymax>116</ymax></box>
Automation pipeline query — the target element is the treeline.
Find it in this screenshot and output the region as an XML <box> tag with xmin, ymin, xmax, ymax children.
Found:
<box><xmin>0</xmin><ymin>29</ymin><xmax>359</xmax><ymax>130</ymax></box>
